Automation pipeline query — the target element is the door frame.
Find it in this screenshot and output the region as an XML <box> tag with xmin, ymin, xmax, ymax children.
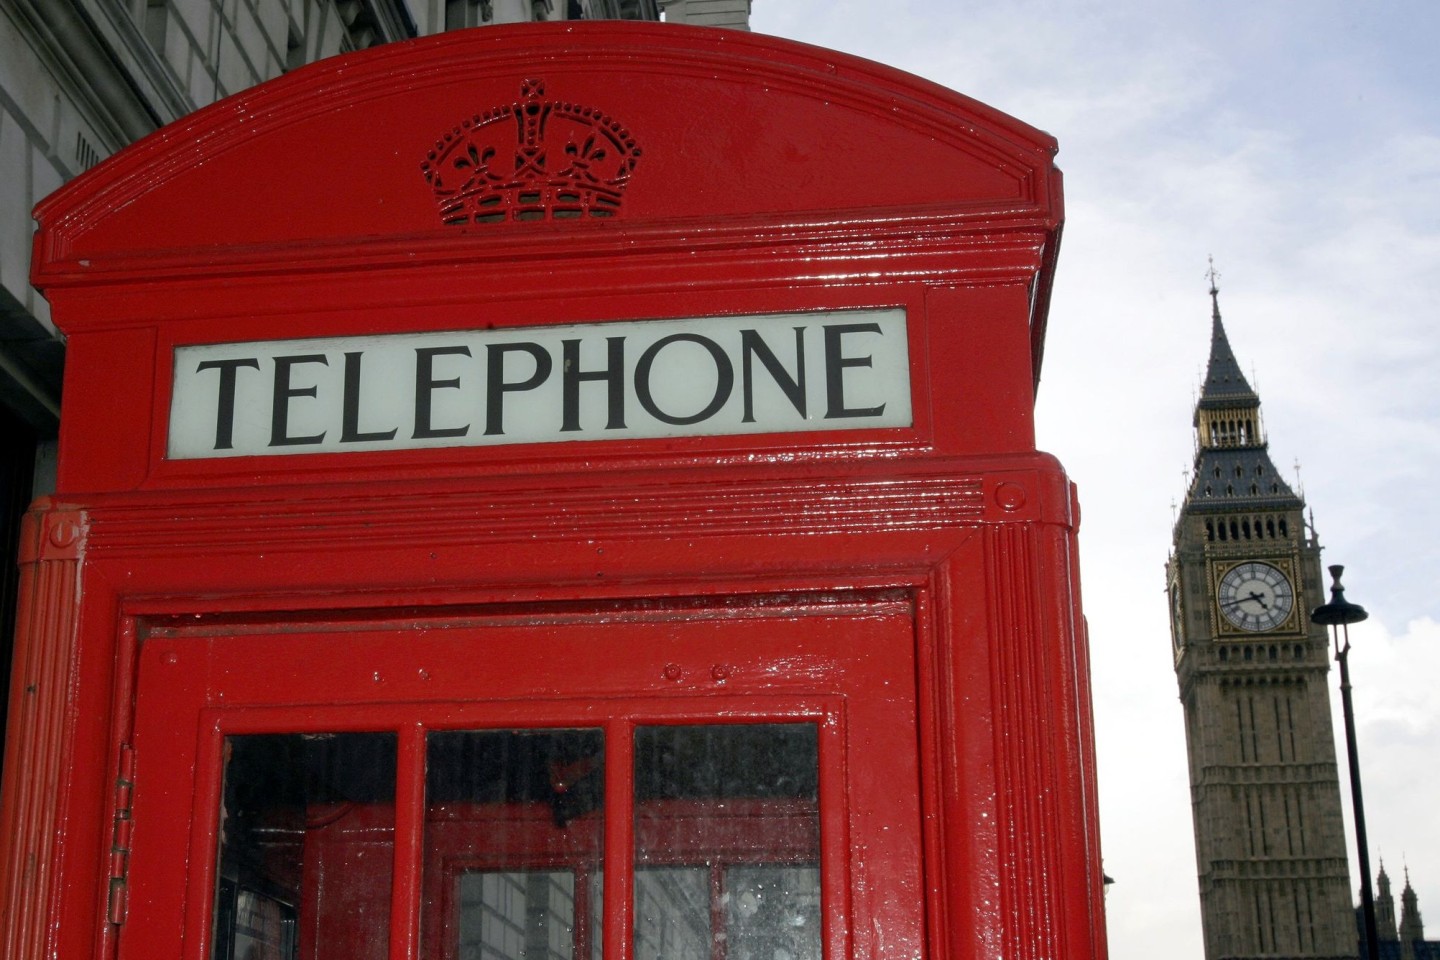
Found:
<box><xmin>122</xmin><ymin>594</ymin><xmax>922</xmax><ymax>960</ymax></box>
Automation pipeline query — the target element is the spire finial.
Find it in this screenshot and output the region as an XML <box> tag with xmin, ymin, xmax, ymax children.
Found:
<box><xmin>1206</xmin><ymin>255</ymin><xmax>1222</xmax><ymax>321</ymax></box>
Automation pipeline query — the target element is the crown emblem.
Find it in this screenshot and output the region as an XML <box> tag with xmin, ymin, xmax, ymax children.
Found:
<box><xmin>422</xmin><ymin>79</ymin><xmax>642</xmax><ymax>226</ymax></box>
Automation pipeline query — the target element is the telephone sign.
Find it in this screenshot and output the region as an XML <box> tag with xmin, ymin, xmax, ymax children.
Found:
<box><xmin>169</xmin><ymin>309</ymin><xmax>911</xmax><ymax>457</ymax></box>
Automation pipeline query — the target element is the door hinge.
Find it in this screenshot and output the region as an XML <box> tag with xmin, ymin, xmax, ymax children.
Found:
<box><xmin>107</xmin><ymin>743</ymin><xmax>136</xmax><ymax>925</ymax></box>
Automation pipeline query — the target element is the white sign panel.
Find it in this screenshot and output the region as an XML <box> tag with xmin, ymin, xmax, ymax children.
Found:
<box><xmin>167</xmin><ymin>309</ymin><xmax>911</xmax><ymax>459</ymax></box>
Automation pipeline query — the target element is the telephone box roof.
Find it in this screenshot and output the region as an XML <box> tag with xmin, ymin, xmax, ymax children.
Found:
<box><xmin>30</xmin><ymin>22</ymin><xmax>1062</xmax><ymax>379</ymax></box>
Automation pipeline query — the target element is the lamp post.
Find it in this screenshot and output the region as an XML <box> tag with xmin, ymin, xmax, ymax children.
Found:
<box><xmin>1310</xmin><ymin>564</ymin><xmax>1377</xmax><ymax>960</ymax></box>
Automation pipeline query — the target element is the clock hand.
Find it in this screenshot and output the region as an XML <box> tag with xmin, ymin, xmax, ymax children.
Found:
<box><xmin>1219</xmin><ymin>592</ymin><xmax>1270</xmax><ymax>610</ymax></box>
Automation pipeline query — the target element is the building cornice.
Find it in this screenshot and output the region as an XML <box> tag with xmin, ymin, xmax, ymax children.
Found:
<box><xmin>3</xmin><ymin>0</ymin><xmax>162</xmax><ymax>148</ymax></box>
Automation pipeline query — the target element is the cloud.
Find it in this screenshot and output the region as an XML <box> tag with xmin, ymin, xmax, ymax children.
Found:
<box><xmin>1330</xmin><ymin>616</ymin><xmax>1440</xmax><ymax>896</ymax></box>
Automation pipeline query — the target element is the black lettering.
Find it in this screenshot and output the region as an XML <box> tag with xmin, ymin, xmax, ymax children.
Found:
<box><xmin>484</xmin><ymin>342</ymin><xmax>552</xmax><ymax>436</ymax></box>
<box><xmin>270</xmin><ymin>354</ymin><xmax>329</xmax><ymax>446</ymax></box>
<box><xmin>341</xmin><ymin>351</ymin><xmax>399</xmax><ymax>443</ymax></box>
<box><xmin>823</xmin><ymin>323</ymin><xmax>886</xmax><ymax>419</ymax></box>
<box><xmin>196</xmin><ymin>357</ymin><xmax>259</xmax><ymax>450</ymax></box>
<box><xmin>561</xmin><ymin>337</ymin><xmax>627</xmax><ymax>432</ymax></box>
<box><xmin>413</xmin><ymin>346</ymin><xmax>472</xmax><ymax>439</ymax></box>
<box><xmin>635</xmin><ymin>334</ymin><xmax>734</xmax><ymax>426</ymax></box>
<box><xmin>740</xmin><ymin>327</ymin><xmax>806</xmax><ymax>423</ymax></box>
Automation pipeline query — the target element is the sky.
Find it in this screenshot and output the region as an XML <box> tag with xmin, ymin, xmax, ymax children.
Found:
<box><xmin>748</xmin><ymin>3</ymin><xmax>1440</xmax><ymax>958</ymax></box>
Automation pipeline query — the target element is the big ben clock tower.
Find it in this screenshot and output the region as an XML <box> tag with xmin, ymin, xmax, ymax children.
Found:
<box><xmin>1169</xmin><ymin>274</ymin><xmax>1358</xmax><ymax>960</ymax></box>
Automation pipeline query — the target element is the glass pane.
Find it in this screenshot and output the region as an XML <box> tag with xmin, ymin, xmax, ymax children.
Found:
<box><xmin>213</xmin><ymin>732</ymin><xmax>397</xmax><ymax>960</ymax></box>
<box><xmin>424</xmin><ymin>730</ymin><xmax>605</xmax><ymax>960</ymax></box>
<box><xmin>724</xmin><ymin>866</ymin><xmax>822</xmax><ymax>960</ymax></box>
<box><xmin>456</xmin><ymin>871</ymin><xmax>576</xmax><ymax>960</ymax></box>
<box><xmin>634</xmin><ymin>725</ymin><xmax>820</xmax><ymax>960</ymax></box>
<box><xmin>635</xmin><ymin>867</ymin><xmax>710</xmax><ymax>960</ymax></box>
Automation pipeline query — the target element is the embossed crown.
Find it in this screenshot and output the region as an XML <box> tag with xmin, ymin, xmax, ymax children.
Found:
<box><xmin>421</xmin><ymin>79</ymin><xmax>642</xmax><ymax>226</ymax></box>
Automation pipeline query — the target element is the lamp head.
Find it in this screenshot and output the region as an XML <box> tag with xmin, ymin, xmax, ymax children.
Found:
<box><xmin>1310</xmin><ymin>564</ymin><xmax>1369</xmax><ymax>627</ymax></box>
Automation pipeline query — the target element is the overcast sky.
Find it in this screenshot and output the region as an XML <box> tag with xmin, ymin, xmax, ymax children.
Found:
<box><xmin>749</xmin><ymin>3</ymin><xmax>1440</xmax><ymax>957</ymax></box>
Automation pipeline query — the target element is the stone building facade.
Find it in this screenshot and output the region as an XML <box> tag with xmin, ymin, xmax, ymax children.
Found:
<box><xmin>1169</xmin><ymin>279</ymin><xmax>1358</xmax><ymax>959</ymax></box>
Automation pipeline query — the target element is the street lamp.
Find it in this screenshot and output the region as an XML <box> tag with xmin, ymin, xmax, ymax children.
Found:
<box><xmin>1310</xmin><ymin>564</ymin><xmax>1376</xmax><ymax>960</ymax></box>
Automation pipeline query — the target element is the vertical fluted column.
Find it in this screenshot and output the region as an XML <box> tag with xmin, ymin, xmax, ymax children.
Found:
<box><xmin>0</xmin><ymin>504</ymin><xmax>87</xmax><ymax>960</ymax></box>
<box><xmin>983</xmin><ymin>517</ymin><xmax>1101</xmax><ymax>960</ymax></box>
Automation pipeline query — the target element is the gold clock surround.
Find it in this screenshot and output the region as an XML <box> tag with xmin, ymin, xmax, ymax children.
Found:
<box><xmin>1212</xmin><ymin>556</ymin><xmax>1301</xmax><ymax>636</ymax></box>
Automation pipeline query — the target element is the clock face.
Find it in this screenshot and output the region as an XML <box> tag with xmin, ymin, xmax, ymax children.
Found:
<box><xmin>1170</xmin><ymin>583</ymin><xmax>1184</xmax><ymax>646</ymax></box>
<box><xmin>1217</xmin><ymin>561</ymin><xmax>1295</xmax><ymax>632</ymax></box>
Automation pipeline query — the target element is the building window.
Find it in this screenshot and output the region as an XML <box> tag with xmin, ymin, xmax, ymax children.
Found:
<box><xmin>446</xmin><ymin>0</ymin><xmax>495</xmax><ymax>29</ymax></box>
<box><xmin>143</xmin><ymin>0</ymin><xmax>167</xmax><ymax>52</ymax></box>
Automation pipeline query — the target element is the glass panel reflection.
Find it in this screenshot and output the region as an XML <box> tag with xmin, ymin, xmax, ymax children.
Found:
<box><xmin>634</xmin><ymin>725</ymin><xmax>820</xmax><ymax>960</ymax></box>
<box><xmin>212</xmin><ymin>732</ymin><xmax>397</xmax><ymax>960</ymax></box>
<box><xmin>457</xmin><ymin>871</ymin><xmax>576</xmax><ymax>960</ymax></box>
<box><xmin>634</xmin><ymin>867</ymin><xmax>709</xmax><ymax>960</ymax></box>
<box><xmin>725</xmin><ymin>866</ymin><xmax>822</xmax><ymax>960</ymax></box>
<box><xmin>424</xmin><ymin>730</ymin><xmax>604</xmax><ymax>960</ymax></box>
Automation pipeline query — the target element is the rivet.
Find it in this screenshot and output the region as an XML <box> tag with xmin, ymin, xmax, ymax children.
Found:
<box><xmin>49</xmin><ymin>520</ymin><xmax>78</xmax><ymax>548</ymax></box>
<box><xmin>663</xmin><ymin>663</ymin><xmax>683</xmax><ymax>681</ymax></box>
<box><xmin>995</xmin><ymin>482</ymin><xmax>1027</xmax><ymax>512</ymax></box>
<box><xmin>711</xmin><ymin>664</ymin><xmax>731</xmax><ymax>682</ymax></box>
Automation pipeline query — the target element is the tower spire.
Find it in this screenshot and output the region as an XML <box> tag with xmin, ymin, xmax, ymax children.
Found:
<box><xmin>1208</xmin><ymin>255</ymin><xmax>1222</xmax><ymax>315</ymax></box>
<box><xmin>1378</xmin><ymin>860</ymin><xmax>1400</xmax><ymax>940</ymax></box>
<box><xmin>1399</xmin><ymin>868</ymin><xmax>1424</xmax><ymax>960</ymax></box>
<box><xmin>1199</xmin><ymin>260</ymin><xmax>1258</xmax><ymax>406</ymax></box>
<box><xmin>1185</xmin><ymin>262</ymin><xmax>1299</xmax><ymax>511</ymax></box>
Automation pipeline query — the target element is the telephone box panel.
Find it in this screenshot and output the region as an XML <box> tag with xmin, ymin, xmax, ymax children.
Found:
<box><xmin>1</xmin><ymin>22</ymin><xmax>1103</xmax><ymax>960</ymax></box>
<box><xmin>126</xmin><ymin>598</ymin><xmax>920</xmax><ymax>960</ymax></box>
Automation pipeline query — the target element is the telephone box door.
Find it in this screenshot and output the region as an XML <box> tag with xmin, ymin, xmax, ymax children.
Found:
<box><xmin>122</xmin><ymin>597</ymin><xmax>921</xmax><ymax>960</ymax></box>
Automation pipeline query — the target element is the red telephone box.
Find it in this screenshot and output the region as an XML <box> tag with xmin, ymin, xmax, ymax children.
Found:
<box><xmin>0</xmin><ymin>22</ymin><xmax>1103</xmax><ymax>960</ymax></box>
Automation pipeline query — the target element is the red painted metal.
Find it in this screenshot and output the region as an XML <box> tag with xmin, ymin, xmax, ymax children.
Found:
<box><xmin>0</xmin><ymin>20</ymin><xmax>1102</xmax><ymax>960</ymax></box>
<box><xmin>126</xmin><ymin>605</ymin><xmax>917</xmax><ymax>960</ymax></box>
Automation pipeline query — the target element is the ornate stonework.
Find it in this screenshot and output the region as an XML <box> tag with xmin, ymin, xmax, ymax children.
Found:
<box><xmin>1169</xmin><ymin>284</ymin><xmax>1358</xmax><ymax>960</ymax></box>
